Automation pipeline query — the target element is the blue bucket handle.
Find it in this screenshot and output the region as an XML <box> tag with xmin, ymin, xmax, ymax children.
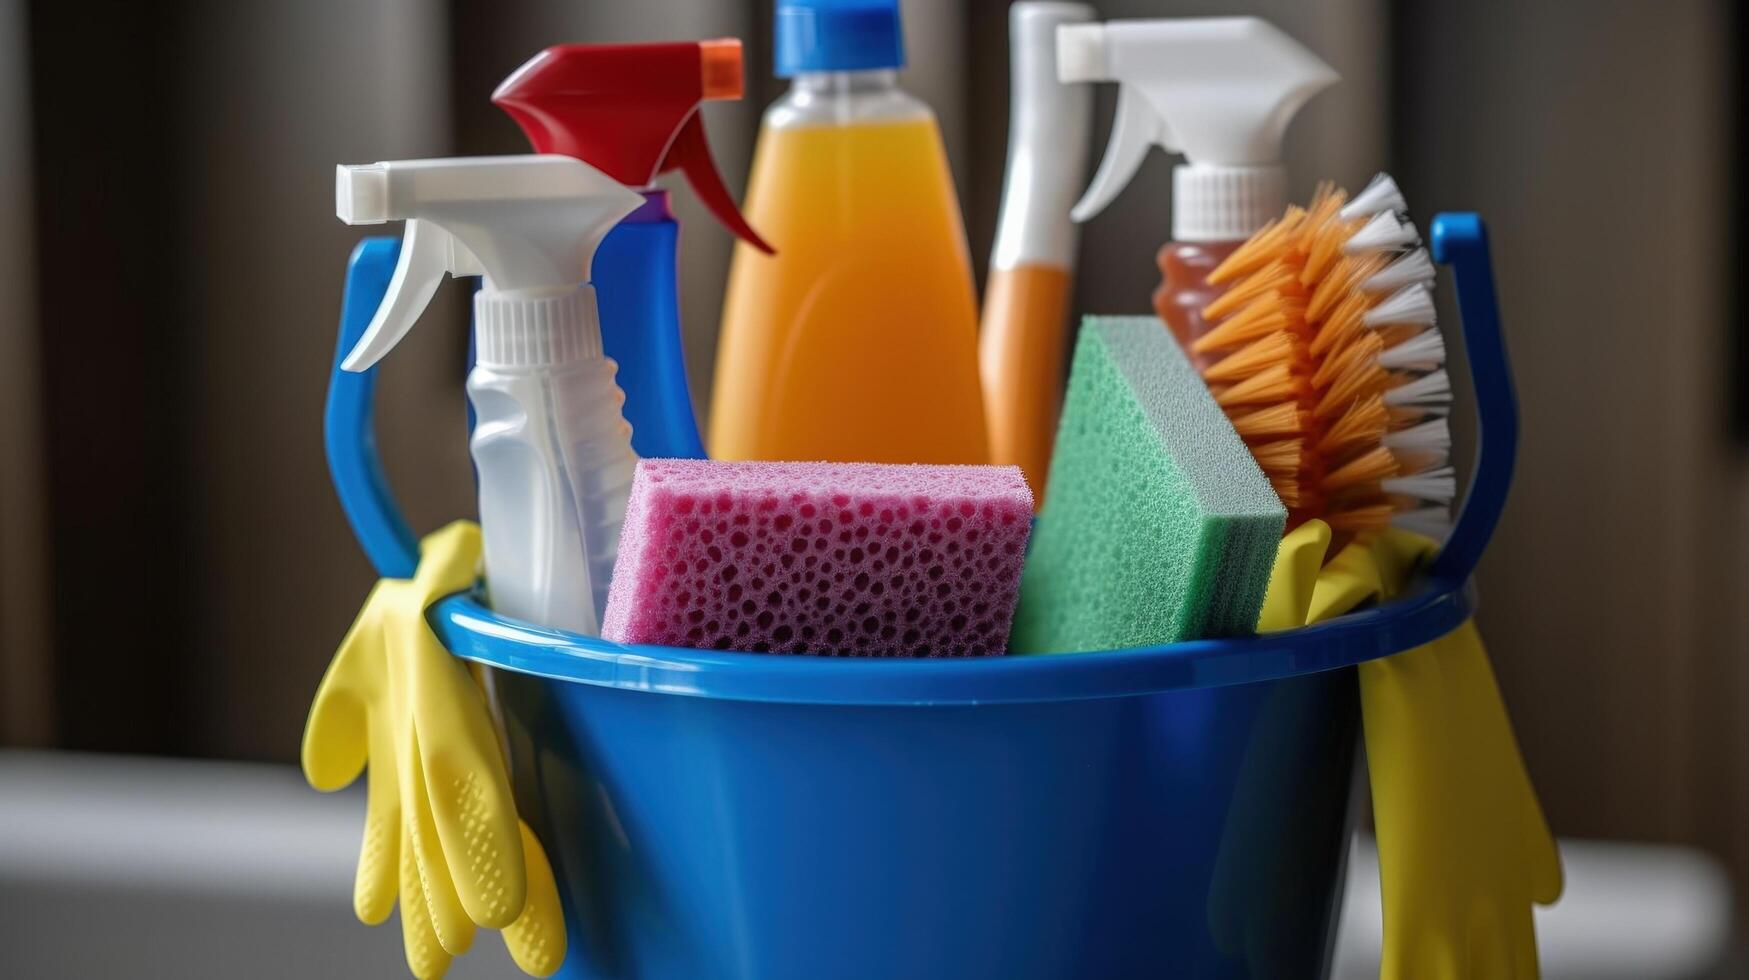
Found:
<box><xmin>325</xmin><ymin>237</ymin><xmax>420</xmax><ymax>579</ymax></box>
<box><xmin>1427</xmin><ymin>213</ymin><xmax>1515</xmax><ymax>585</ymax></box>
<box><xmin>323</xmin><ymin>214</ymin><xmax>1515</xmax><ymax>701</ymax></box>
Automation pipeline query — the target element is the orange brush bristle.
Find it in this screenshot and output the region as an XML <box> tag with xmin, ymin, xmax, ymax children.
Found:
<box><xmin>1193</xmin><ymin>173</ymin><xmax>1452</xmax><ymax>539</ymax></box>
<box><xmin>1207</xmin><ymin>207</ymin><xmax>1308</xmax><ymax>285</ymax></box>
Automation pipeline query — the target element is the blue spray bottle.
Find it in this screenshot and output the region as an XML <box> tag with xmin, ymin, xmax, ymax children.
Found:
<box><xmin>493</xmin><ymin>39</ymin><xmax>773</xmax><ymax>460</ymax></box>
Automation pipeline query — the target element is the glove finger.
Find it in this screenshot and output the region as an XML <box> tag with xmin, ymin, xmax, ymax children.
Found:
<box><xmin>399</xmin><ymin>819</ymin><xmax>454</xmax><ymax>980</ymax></box>
<box><xmin>302</xmin><ymin>684</ymin><xmax>367</xmax><ymax>792</ymax></box>
<box><xmin>301</xmin><ymin>591</ymin><xmax>385</xmax><ymax>791</ymax></box>
<box><xmin>405</xmin><ymin>727</ymin><xmax>478</xmax><ymax>955</ymax></box>
<box><xmin>353</xmin><ymin>712</ymin><xmax>401</xmax><ymax>925</ymax></box>
<box><xmin>503</xmin><ymin>821</ymin><xmax>568</xmax><ymax>977</ymax></box>
<box><xmin>413</xmin><ymin>634</ymin><xmax>526</xmax><ymax>929</ymax></box>
<box><xmin>1531</xmin><ymin>834</ymin><xmax>1565</xmax><ymax>907</ymax></box>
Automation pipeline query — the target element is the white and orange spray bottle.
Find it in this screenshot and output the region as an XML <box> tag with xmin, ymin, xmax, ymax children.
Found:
<box><xmin>979</xmin><ymin>1</ymin><xmax>1094</xmax><ymax>504</ymax></box>
<box><xmin>1058</xmin><ymin>16</ymin><xmax>1337</xmax><ymax>372</ymax></box>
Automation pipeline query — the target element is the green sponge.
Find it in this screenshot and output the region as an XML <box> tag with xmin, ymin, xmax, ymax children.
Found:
<box><xmin>1011</xmin><ymin>317</ymin><xmax>1285</xmax><ymax>653</ymax></box>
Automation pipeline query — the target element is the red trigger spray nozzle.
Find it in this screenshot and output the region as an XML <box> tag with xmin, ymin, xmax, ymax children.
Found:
<box><xmin>493</xmin><ymin>39</ymin><xmax>775</xmax><ymax>254</ymax></box>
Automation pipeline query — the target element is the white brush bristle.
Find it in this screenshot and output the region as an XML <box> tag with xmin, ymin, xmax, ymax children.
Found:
<box><xmin>1383</xmin><ymin>418</ymin><xmax>1451</xmax><ymax>456</ymax></box>
<box><xmin>1384</xmin><ymin>465</ymin><xmax>1457</xmax><ymax>505</ymax></box>
<box><xmin>1392</xmin><ymin>506</ymin><xmax>1453</xmax><ymax>543</ymax></box>
<box><xmin>1345</xmin><ymin>212</ymin><xmax>1421</xmax><ymax>253</ymax></box>
<box><xmin>1365</xmin><ymin>249</ymin><xmax>1435</xmax><ymax>293</ymax></box>
<box><xmin>1340</xmin><ymin>173</ymin><xmax>1407</xmax><ymax>221</ymax></box>
<box><xmin>1365</xmin><ymin>284</ymin><xmax>1438</xmax><ymax>328</ymax></box>
<box><xmin>1384</xmin><ymin>368</ymin><xmax>1453</xmax><ymax>408</ymax></box>
<box><xmin>1378</xmin><ymin>328</ymin><xmax>1447</xmax><ymax>371</ymax></box>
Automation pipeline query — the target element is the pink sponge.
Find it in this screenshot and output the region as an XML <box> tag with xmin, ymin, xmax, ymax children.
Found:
<box><xmin>602</xmin><ymin>460</ymin><xmax>1034</xmax><ymax>656</ymax></box>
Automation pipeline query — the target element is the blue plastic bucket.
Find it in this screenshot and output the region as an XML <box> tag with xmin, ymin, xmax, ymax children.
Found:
<box><xmin>490</xmin><ymin>647</ymin><xmax>1360</xmax><ymax>978</ymax></box>
<box><xmin>327</xmin><ymin>215</ymin><xmax>1513</xmax><ymax>979</ymax></box>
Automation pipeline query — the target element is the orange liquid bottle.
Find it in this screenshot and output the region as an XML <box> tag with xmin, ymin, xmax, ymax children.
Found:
<box><xmin>711</xmin><ymin>58</ymin><xmax>987</xmax><ymax>465</ymax></box>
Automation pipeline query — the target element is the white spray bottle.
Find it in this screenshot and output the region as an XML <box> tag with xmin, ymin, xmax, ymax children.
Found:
<box><xmin>337</xmin><ymin>155</ymin><xmax>642</xmax><ymax>635</ymax></box>
<box><xmin>1057</xmin><ymin>17</ymin><xmax>1337</xmax><ymax>369</ymax></box>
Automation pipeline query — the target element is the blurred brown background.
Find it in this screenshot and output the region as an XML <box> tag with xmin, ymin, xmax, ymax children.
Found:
<box><xmin>2</xmin><ymin>0</ymin><xmax>1746</xmax><ymax>929</ymax></box>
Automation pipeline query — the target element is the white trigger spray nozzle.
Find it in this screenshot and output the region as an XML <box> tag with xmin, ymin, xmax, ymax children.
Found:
<box><xmin>334</xmin><ymin>155</ymin><xmax>641</xmax><ymax>373</ymax></box>
<box><xmin>1057</xmin><ymin>17</ymin><xmax>1338</xmax><ymax>241</ymax></box>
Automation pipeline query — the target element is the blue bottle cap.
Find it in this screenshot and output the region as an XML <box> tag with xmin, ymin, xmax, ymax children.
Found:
<box><xmin>774</xmin><ymin>0</ymin><xmax>906</xmax><ymax>77</ymax></box>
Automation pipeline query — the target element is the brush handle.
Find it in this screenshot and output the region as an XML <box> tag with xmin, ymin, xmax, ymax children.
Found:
<box><xmin>1427</xmin><ymin>213</ymin><xmax>1516</xmax><ymax>585</ymax></box>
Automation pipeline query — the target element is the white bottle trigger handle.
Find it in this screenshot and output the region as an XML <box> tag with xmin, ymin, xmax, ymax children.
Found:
<box><xmin>333</xmin><ymin>155</ymin><xmax>641</xmax><ymax>373</ymax></box>
<box><xmin>1068</xmin><ymin>83</ymin><xmax>1182</xmax><ymax>224</ymax></box>
<box><xmin>340</xmin><ymin>218</ymin><xmax>482</xmax><ymax>372</ymax></box>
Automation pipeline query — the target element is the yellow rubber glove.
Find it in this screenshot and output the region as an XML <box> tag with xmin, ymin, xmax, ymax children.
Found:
<box><xmin>303</xmin><ymin>521</ymin><xmax>568</xmax><ymax>978</ymax></box>
<box><xmin>1356</xmin><ymin>531</ymin><xmax>1563</xmax><ymax>980</ymax></box>
<box><xmin>1245</xmin><ymin>521</ymin><xmax>1561</xmax><ymax>979</ymax></box>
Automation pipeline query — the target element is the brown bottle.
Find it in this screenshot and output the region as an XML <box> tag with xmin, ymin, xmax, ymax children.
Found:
<box><xmin>1151</xmin><ymin>239</ymin><xmax>1243</xmax><ymax>373</ymax></box>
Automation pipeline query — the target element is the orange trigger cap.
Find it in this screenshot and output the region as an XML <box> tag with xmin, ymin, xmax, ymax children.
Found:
<box><xmin>699</xmin><ymin>39</ymin><xmax>744</xmax><ymax>101</ymax></box>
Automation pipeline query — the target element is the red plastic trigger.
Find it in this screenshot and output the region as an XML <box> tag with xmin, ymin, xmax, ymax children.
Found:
<box><xmin>665</xmin><ymin>113</ymin><xmax>775</xmax><ymax>255</ymax></box>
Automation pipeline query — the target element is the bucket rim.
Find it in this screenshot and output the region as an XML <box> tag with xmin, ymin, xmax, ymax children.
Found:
<box><xmin>431</xmin><ymin>575</ymin><xmax>1473</xmax><ymax>706</ymax></box>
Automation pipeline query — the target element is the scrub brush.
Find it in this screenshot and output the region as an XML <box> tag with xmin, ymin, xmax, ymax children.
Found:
<box><xmin>1194</xmin><ymin>173</ymin><xmax>1454</xmax><ymax>540</ymax></box>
